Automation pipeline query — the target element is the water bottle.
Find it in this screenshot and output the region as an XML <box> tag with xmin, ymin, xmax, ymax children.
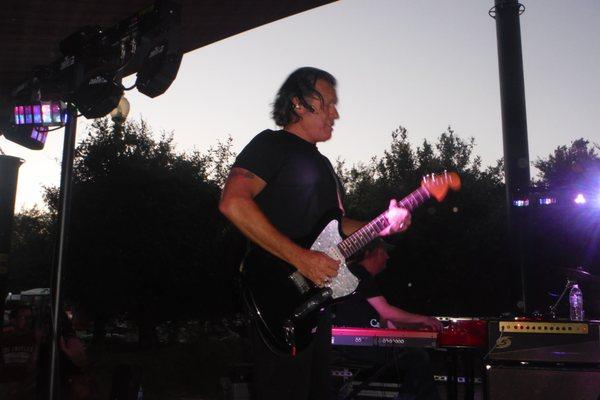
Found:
<box><xmin>136</xmin><ymin>386</ymin><xmax>143</xmax><ymax>400</ymax></box>
<box><xmin>569</xmin><ymin>284</ymin><xmax>584</xmax><ymax>321</ymax></box>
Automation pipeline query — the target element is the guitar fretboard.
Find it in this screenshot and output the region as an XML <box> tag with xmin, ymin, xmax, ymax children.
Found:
<box><xmin>337</xmin><ymin>186</ymin><xmax>431</xmax><ymax>258</ymax></box>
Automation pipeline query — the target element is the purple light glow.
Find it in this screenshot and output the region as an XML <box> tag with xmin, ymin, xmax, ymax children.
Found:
<box><xmin>41</xmin><ymin>103</ymin><xmax>51</xmax><ymax>124</ymax></box>
<box><xmin>25</xmin><ymin>106</ymin><xmax>33</xmax><ymax>124</ymax></box>
<box><xmin>574</xmin><ymin>193</ymin><xmax>586</xmax><ymax>204</ymax></box>
<box><xmin>12</xmin><ymin>101</ymin><xmax>66</xmax><ymax>127</ymax></box>
<box><xmin>18</xmin><ymin>106</ymin><xmax>25</xmax><ymax>125</ymax></box>
<box><xmin>539</xmin><ymin>197</ymin><xmax>557</xmax><ymax>205</ymax></box>
<box><xmin>30</xmin><ymin>127</ymin><xmax>48</xmax><ymax>144</ymax></box>
<box><xmin>51</xmin><ymin>103</ymin><xmax>61</xmax><ymax>123</ymax></box>
<box><xmin>512</xmin><ymin>199</ymin><xmax>529</xmax><ymax>207</ymax></box>
<box><xmin>33</xmin><ymin>105</ymin><xmax>42</xmax><ymax>124</ymax></box>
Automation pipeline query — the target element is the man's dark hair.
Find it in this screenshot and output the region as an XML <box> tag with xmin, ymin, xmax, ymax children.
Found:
<box><xmin>272</xmin><ymin>67</ymin><xmax>336</xmax><ymax>127</ymax></box>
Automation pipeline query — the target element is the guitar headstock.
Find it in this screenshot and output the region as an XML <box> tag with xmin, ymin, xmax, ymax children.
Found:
<box><xmin>421</xmin><ymin>171</ymin><xmax>461</xmax><ymax>202</ymax></box>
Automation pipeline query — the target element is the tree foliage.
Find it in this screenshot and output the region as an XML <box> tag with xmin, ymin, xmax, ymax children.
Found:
<box><xmin>533</xmin><ymin>138</ymin><xmax>600</xmax><ymax>191</ymax></box>
<box><xmin>338</xmin><ymin>126</ymin><xmax>508</xmax><ymax>315</ymax></box>
<box><xmin>43</xmin><ymin>118</ymin><xmax>237</xmax><ymax>345</ymax></box>
<box><xmin>8</xmin><ymin>207</ymin><xmax>54</xmax><ymax>291</ymax></box>
<box><xmin>11</xmin><ymin>118</ymin><xmax>597</xmax><ymax>325</ymax></box>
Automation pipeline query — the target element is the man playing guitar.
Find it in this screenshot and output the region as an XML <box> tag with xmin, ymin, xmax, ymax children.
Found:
<box><xmin>219</xmin><ymin>67</ymin><xmax>410</xmax><ymax>400</ymax></box>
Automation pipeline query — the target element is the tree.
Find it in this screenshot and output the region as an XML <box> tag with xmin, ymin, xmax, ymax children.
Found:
<box><xmin>8</xmin><ymin>207</ymin><xmax>54</xmax><ymax>291</ymax></box>
<box><xmin>46</xmin><ymin>118</ymin><xmax>227</xmax><ymax>346</ymax></box>
<box><xmin>337</xmin><ymin>126</ymin><xmax>508</xmax><ymax>315</ymax></box>
<box><xmin>533</xmin><ymin>138</ymin><xmax>600</xmax><ymax>191</ymax></box>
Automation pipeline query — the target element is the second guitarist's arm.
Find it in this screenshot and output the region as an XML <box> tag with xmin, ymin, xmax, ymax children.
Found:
<box><xmin>219</xmin><ymin>167</ymin><xmax>340</xmax><ymax>286</ymax></box>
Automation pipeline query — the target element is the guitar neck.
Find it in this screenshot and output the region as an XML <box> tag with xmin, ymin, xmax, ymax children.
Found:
<box><xmin>337</xmin><ymin>186</ymin><xmax>431</xmax><ymax>258</ymax></box>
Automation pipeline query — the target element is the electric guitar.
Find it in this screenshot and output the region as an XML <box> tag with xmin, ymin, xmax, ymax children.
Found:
<box><xmin>243</xmin><ymin>171</ymin><xmax>461</xmax><ymax>354</ymax></box>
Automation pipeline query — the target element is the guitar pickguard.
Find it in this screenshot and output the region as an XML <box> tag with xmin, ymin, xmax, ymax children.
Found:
<box><xmin>310</xmin><ymin>219</ymin><xmax>359</xmax><ymax>299</ymax></box>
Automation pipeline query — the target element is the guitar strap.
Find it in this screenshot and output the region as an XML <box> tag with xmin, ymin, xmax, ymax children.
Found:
<box><xmin>322</xmin><ymin>156</ymin><xmax>345</xmax><ymax>215</ymax></box>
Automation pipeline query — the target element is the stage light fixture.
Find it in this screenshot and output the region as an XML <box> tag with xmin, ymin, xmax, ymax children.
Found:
<box><xmin>136</xmin><ymin>44</ymin><xmax>182</xmax><ymax>98</ymax></box>
<box><xmin>2</xmin><ymin>126</ymin><xmax>50</xmax><ymax>150</ymax></box>
<box><xmin>574</xmin><ymin>193</ymin><xmax>586</xmax><ymax>205</ymax></box>
<box><xmin>13</xmin><ymin>101</ymin><xmax>67</xmax><ymax>127</ymax></box>
<box><xmin>134</xmin><ymin>0</ymin><xmax>182</xmax><ymax>98</ymax></box>
<box><xmin>71</xmin><ymin>73</ymin><xmax>123</xmax><ymax>119</ymax></box>
<box><xmin>512</xmin><ymin>199</ymin><xmax>529</xmax><ymax>207</ymax></box>
<box><xmin>538</xmin><ymin>197</ymin><xmax>557</xmax><ymax>206</ymax></box>
<box><xmin>2</xmin><ymin>97</ymin><xmax>67</xmax><ymax>150</ymax></box>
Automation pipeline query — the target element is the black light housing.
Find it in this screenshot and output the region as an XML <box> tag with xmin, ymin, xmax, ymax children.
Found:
<box><xmin>71</xmin><ymin>73</ymin><xmax>123</xmax><ymax>119</ymax></box>
<box><xmin>135</xmin><ymin>0</ymin><xmax>182</xmax><ymax>98</ymax></box>
<box><xmin>2</xmin><ymin>126</ymin><xmax>50</xmax><ymax>150</ymax></box>
<box><xmin>136</xmin><ymin>44</ymin><xmax>182</xmax><ymax>98</ymax></box>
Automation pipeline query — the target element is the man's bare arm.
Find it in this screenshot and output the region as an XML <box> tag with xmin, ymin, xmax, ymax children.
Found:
<box><xmin>367</xmin><ymin>296</ymin><xmax>443</xmax><ymax>331</ymax></box>
<box><xmin>219</xmin><ymin>167</ymin><xmax>339</xmax><ymax>286</ymax></box>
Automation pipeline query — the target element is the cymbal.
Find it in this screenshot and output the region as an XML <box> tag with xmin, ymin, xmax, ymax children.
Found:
<box><xmin>554</xmin><ymin>267</ymin><xmax>600</xmax><ymax>286</ymax></box>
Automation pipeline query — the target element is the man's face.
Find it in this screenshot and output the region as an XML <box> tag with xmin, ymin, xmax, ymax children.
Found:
<box><xmin>300</xmin><ymin>79</ymin><xmax>339</xmax><ymax>143</ymax></box>
<box><xmin>364</xmin><ymin>245</ymin><xmax>389</xmax><ymax>276</ymax></box>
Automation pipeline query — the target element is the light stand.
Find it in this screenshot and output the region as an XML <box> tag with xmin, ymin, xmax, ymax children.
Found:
<box><xmin>48</xmin><ymin>104</ymin><xmax>78</xmax><ymax>400</ymax></box>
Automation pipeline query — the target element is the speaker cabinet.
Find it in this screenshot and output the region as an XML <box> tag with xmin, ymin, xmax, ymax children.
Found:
<box><xmin>487</xmin><ymin>365</ymin><xmax>600</xmax><ymax>400</ymax></box>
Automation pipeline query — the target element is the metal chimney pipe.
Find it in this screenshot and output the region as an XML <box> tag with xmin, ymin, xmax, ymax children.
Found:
<box><xmin>0</xmin><ymin>155</ymin><xmax>24</xmax><ymax>327</ymax></box>
<box><xmin>490</xmin><ymin>0</ymin><xmax>531</xmax><ymax>312</ymax></box>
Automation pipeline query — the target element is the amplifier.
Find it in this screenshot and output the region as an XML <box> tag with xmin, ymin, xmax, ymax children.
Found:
<box><xmin>487</xmin><ymin>365</ymin><xmax>600</xmax><ymax>400</ymax></box>
<box><xmin>487</xmin><ymin>320</ymin><xmax>600</xmax><ymax>364</ymax></box>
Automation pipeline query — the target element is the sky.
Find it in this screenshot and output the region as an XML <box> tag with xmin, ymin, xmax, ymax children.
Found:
<box><xmin>2</xmin><ymin>0</ymin><xmax>599</xmax><ymax>211</ymax></box>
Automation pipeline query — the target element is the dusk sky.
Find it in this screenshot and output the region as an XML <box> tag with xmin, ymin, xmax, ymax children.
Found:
<box><xmin>2</xmin><ymin>0</ymin><xmax>599</xmax><ymax>210</ymax></box>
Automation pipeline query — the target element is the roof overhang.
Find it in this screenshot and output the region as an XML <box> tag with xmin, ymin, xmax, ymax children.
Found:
<box><xmin>0</xmin><ymin>0</ymin><xmax>336</xmax><ymax>116</ymax></box>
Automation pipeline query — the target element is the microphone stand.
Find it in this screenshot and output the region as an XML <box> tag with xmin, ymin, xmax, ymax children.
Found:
<box><xmin>548</xmin><ymin>279</ymin><xmax>575</xmax><ymax>319</ymax></box>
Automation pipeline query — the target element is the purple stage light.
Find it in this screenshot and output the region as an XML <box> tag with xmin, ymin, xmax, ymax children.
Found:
<box><xmin>512</xmin><ymin>199</ymin><xmax>529</xmax><ymax>207</ymax></box>
<box><xmin>33</xmin><ymin>105</ymin><xmax>42</xmax><ymax>124</ymax></box>
<box><xmin>41</xmin><ymin>102</ymin><xmax>51</xmax><ymax>124</ymax></box>
<box><xmin>12</xmin><ymin>101</ymin><xmax>66</xmax><ymax>127</ymax></box>
<box><xmin>29</xmin><ymin>127</ymin><xmax>48</xmax><ymax>145</ymax></box>
<box><xmin>51</xmin><ymin>102</ymin><xmax>62</xmax><ymax>123</ymax></box>
<box><xmin>25</xmin><ymin>106</ymin><xmax>33</xmax><ymax>124</ymax></box>
<box><xmin>539</xmin><ymin>197</ymin><xmax>557</xmax><ymax>205</ymax></box>
<box><xmin>574</xmin><ymin>193</ymin><xmax>586</xmax><ymax>204</ymax></box>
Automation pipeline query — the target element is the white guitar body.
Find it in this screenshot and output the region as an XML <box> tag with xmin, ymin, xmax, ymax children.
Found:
<box><xmin>309</xmin><ymin>219</ymin><xmax>359</xmax><ymax>299</ymax></box>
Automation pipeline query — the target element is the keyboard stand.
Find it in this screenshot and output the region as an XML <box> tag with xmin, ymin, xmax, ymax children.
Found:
<box><xmin>336</xmin><ymin>359</ymin><xmax>400</xmax><ymax>400</ymax></box>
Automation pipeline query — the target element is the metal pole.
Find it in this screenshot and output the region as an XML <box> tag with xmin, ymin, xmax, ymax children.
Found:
<box><xmin>490</xmin><ymin>0</ymin><xmax>531</xmax><ymax>313</ymax></box>
<box><xmin>48</xmin><ymin>104</ymin><xmax>78</xmax><ymax>400</ymax></box>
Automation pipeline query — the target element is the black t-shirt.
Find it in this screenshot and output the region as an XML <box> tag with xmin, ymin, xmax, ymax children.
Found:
<box><xmin>333</xmin><ymin>264</ymin><xmax>382</xmax><ymax>328</ymax></box>
<box><xmin>233</xmin><ymin>129</ymin><xmax>341</xmax><ymax>239</ymax></box>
